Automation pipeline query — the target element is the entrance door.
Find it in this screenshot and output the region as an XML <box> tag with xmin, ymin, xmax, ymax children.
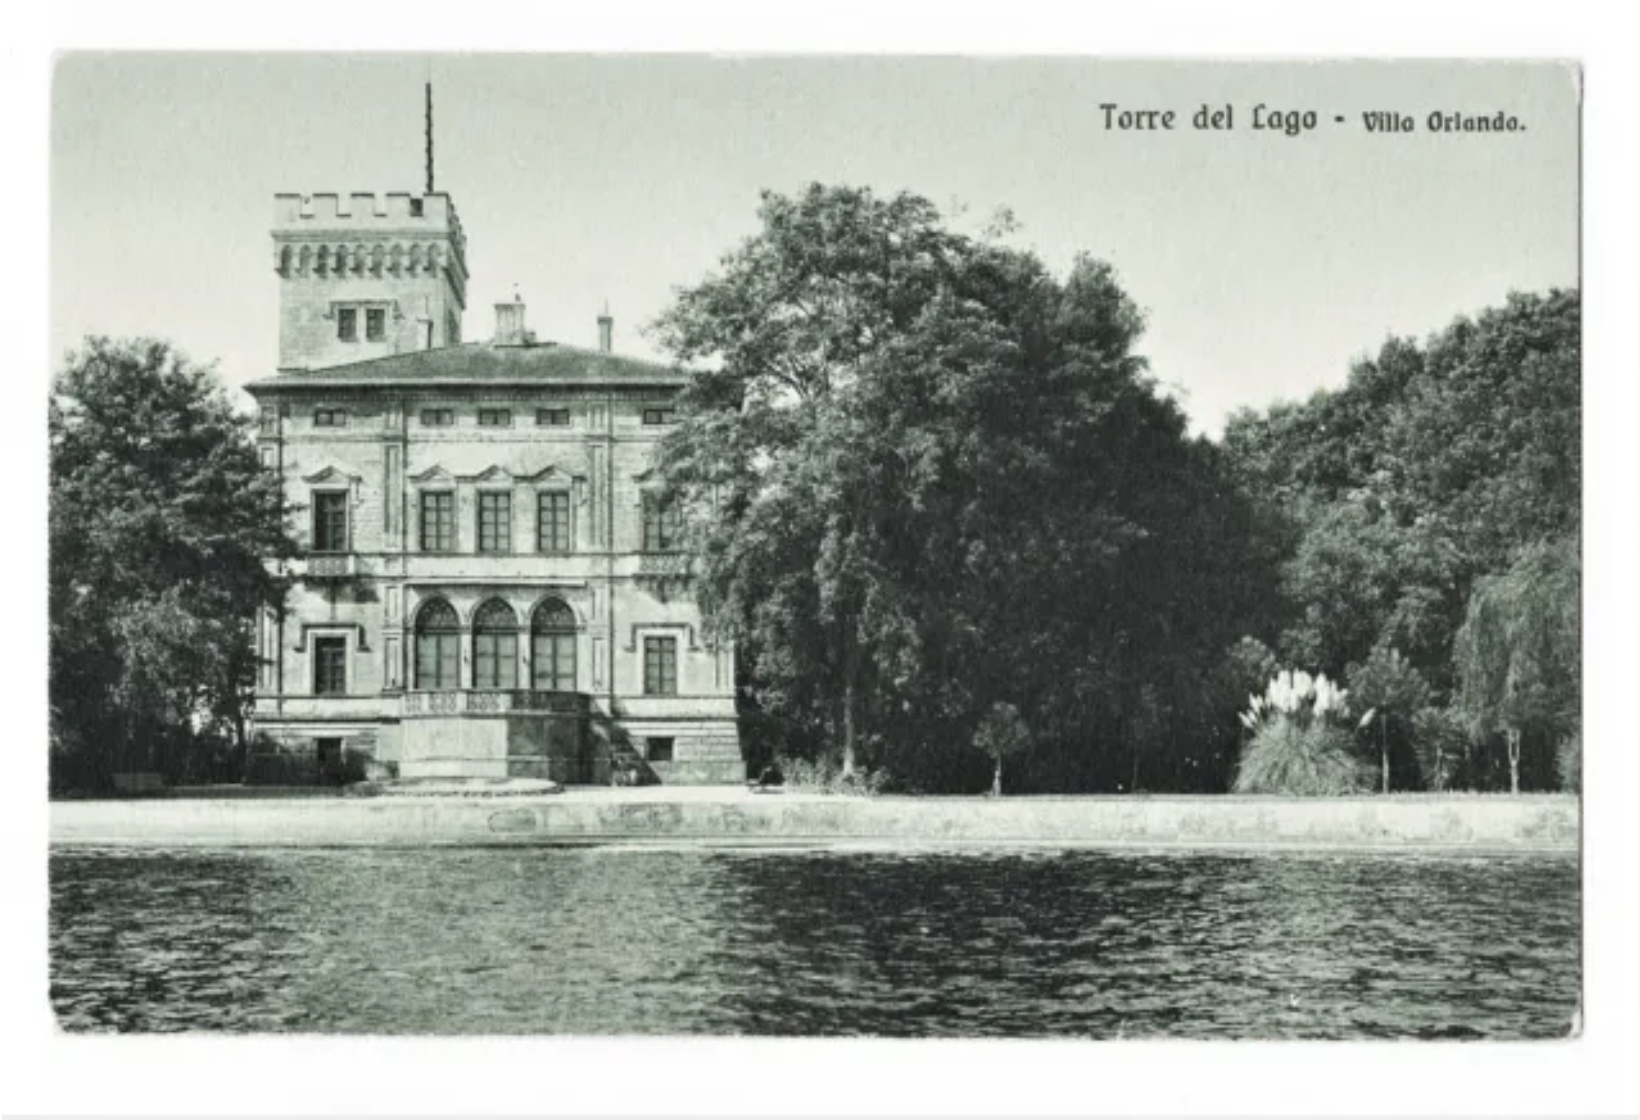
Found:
<box><xmin>315</xmin><ymin>737</ymin><xmax>344</xmax><ymax>784</ymax></box>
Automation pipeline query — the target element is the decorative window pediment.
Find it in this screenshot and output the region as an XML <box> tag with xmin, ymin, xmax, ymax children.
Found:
<box><xmin>463</xmin><ymin>464</ymin><xmax>514</xmax><ymax>485</ymax></box>
<box><xmin>409</xmin><ymin>464</ymin><xmax>457</xmax><ymax>486</ymax></box>
<box><xmin>516</xmin><ymin>464</ymin><xmax>582</xmax><ymax>487</ymax></box>
<box><xmin>301</xmin><ymin>464</ymin><xmax>364</xmax><ymax>487</ymax></box>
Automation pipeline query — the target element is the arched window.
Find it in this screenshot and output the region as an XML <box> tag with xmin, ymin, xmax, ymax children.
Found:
<box><xmin>414</xmin><ymin>598</ymin><xmax>461</xmax><ymax>689</ymax></box>
<box><xmin>531</xmin><ymin>599</ymin><xmax>577</xmax><ymax>692</ymax></box>
<box><xmin>473</xmin><ymin>599</ymin><xmax>519</xmax><ymax>690</ymax></box>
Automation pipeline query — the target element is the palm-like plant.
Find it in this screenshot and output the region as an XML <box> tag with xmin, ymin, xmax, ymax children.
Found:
<box><xmin>1347</xmin><ymin>647</ymin><xmax>1431</xmax><ymax>794</ymax></box>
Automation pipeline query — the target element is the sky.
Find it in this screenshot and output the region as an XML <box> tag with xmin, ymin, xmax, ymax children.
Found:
<box><xmin>50</xmin><ymin>55</ymin><xmax>1578</xmax><ymax>435</ymax></box>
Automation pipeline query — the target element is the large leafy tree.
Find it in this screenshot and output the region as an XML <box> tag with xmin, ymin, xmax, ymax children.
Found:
<box><xmin>1454</xmin><ymin>538</ymin><xmax>1580</xmax><ymax>794</ymax></box>
<box><xmin>653</xmin><ymin>184</ymin><xmax>1277</xmax><ymax>790</ymax></box>
<box><xmin>49</xmin><ymin>337</ymin><xmax>296</xmax><ymax>791</ymax></box>
<box><xmin>1224</xmin><ymin>290</ymin><xmax>1580</xmax><ymax>695</ymax></box>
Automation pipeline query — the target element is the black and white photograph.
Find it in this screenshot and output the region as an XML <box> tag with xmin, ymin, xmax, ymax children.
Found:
<box><xmin>11</xmin><ymin>8</ymin><xmax>1640</xmax><ymax>1117</ymax></box>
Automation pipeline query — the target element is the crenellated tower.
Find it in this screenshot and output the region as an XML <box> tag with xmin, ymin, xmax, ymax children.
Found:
<box><xmin>271</xmin><ymin>190</ymin><xmax>468</xmax><ymax>371</ymax></box>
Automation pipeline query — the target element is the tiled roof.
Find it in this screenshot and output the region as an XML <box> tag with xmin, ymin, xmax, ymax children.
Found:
<box><xmin>245</xmin><ymin>341</ymin><xmax>688</xmax><ymax>393</ymax></box>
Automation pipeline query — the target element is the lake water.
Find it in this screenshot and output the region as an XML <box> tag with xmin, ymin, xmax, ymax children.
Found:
<box><xmin>49</xmin><ymin>846</ymin><xmax>1578</xmax><ymax>1037</ymax></box>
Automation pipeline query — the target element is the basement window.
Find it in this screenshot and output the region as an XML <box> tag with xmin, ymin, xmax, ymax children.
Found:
<box><xmin>646</xmin><ymin>736</ymin><xmax>675</xmax><ymax>763</ymax></box>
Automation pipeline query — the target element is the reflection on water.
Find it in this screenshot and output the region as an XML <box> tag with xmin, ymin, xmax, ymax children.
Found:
<box><xmin>49</xmin><ymin>846</ymin><xmax>1578</xmax><ymax>1037</ymax></box>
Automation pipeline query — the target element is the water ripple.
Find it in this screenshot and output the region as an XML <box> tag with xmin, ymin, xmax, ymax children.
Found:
<box><xmin>49</xmin><ymin>846</ymin><xmax>1578</xmax><ymax>1037</ymax></box>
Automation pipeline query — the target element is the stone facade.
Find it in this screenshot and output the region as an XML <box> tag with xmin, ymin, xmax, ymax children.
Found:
<box><xmin>245</xmin><ymin>190</ymin><xmax>742</xmax><ymax>785</ymax></box>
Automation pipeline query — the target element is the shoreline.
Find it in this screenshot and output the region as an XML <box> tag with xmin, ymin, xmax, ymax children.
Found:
<box><xmin>49</xmin><ymin>790</ymin><xmax>1579</xmax><ymax>854</ymax></box>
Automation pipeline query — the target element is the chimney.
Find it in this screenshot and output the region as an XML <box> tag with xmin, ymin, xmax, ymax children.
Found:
<box><xmin>597</xmin><ymin>302</ymin><xmax>613</xmax><ymax>354</ymax></box>
<box><xmin>494</xmin><ymin>295</ymin><xmax>527</xmax><ymax>346</ymax></box>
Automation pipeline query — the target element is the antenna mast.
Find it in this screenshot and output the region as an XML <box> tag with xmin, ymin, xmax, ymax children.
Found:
<box><xmin>424</xmin><ymin>71</ymin><xmax>435</xmax><ymax>195</ymax></box>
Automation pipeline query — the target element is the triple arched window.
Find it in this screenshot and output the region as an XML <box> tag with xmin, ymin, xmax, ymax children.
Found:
<box><xmin>412</xmin><ymin>596</ymin><xmax>578</xmax><ymax>692</ymax></box>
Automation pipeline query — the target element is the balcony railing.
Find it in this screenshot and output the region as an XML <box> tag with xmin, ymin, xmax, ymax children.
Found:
<box><xmin>304</xmin><ymin>553</ymin><xmax>359</xmax><ymax>580</ymax></box>
<box><xmin>635</xmin><ymin>551</ymin><xmax>692</xmax><ymax>601</ymax></box>
<box><xmin>400</xmin><ymin>689</ymin><xmax>590</xmax><ymax>718</ymax></box>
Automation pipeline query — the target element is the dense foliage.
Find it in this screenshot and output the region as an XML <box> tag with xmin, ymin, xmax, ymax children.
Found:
<box><xmin>1233</xmin><ymin>720</ymin><xmax>1373</xmax><ymax>797</ymax></box>
<box><xmin>1454</xmin><ymin>538</ymin><xmax>1580</xmax><ymax>793</ymax></box>
<box><xmin>49</xmin><ymin>338</ymin><xmax>296</xmax><ymax>792</ymax></box>
<box><xmin>653</xmin><ymin>184</ymin><xmax>1278</xmax><ymax>792</ymax></box>
<box><xmin>1224</xmin><ymin>290</ymin><xmax>1580</xmax><ymax>791</ymax></box>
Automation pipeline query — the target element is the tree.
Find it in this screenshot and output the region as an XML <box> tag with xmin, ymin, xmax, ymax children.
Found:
<box><xmin>1224</xmin><ymin>290</ymin><xmax>1580</xmax><ymax>696</ymax></box>
<box><xmin>49</xmin><ymin>337</ymin><xmax>297</xmax><ymax>790</ymax></box>
<box><xmin>654</xmin><ymin>184</ymin><xmax>1277</xmax><ymax>790</ymax></box>
<box><xmin>1347</xmin><ymin>646</ymin><xmax>1431</xmax><ymax>793</ymax></box>
<box><xmin>1453</xmin><ymin>538</ymin><xmax>1579</xmax><ymax>794</ymax></box>
<box><xmin>973</xmin><ymin>701</ymin><xmax>1031</xmax><ymax>796</ymax></box>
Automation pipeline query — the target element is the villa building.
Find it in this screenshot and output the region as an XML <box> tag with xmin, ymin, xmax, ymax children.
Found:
<box><xmin>243</xmin><ymin>186</ymin><xmax>741</xmax><ymax>785</ymax></box>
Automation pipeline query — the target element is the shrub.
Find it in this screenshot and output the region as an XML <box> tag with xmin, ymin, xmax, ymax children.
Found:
<box><xmin>777</xmin><ymin>754</ymin><xmax>891</xmax><ymax>796</ymax></box>
<box><xmin>1556</xmin><ymin>732</ymin><xmax>1581</xmax><ymax>793</ymax></box>
<box><xmin>1233</xmin><ymin>719</ymin><xmax>1374</xmax><ymax>796</ymax></box>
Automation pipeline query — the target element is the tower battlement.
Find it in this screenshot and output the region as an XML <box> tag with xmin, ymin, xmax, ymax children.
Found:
<box><xmin>273</xmin><ymin>192</ymin><xmax>466</xmax><ymax>256</ymax></box>
<box><xmin>272</xmin><ymin>189</ymin><xmax>468</xmax><ymax>371</ymax></box>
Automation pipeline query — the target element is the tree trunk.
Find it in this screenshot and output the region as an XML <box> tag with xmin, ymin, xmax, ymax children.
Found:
<box><xmin>1506</xmin><ymin>727</ymin><xmax>1521</xmax><ymax>795</ymax></box>
<box><xmin>841</xmin><ymin>637</ymin><xmax>859</xmax><ymax>779</ymax></box>
<box><xmin>992</xmin><ymin>757</ymin><xmax>1002</xmax><ymax>797</ymax></box>
<box><xmin>1381</xmin><ymin>718</ymin><xmax>1390</xmax><ymax>795</ymax></box>
<box><xmin>233</xmin><ymin>712</ymin><xmax>248</xmax><ymax>784</ymax></box>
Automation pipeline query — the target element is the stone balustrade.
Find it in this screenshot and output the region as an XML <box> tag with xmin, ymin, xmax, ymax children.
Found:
<box><xmin>400</xmin><ymin>689</ymin><xmax>590</xmax><ymax>719</ymax></box>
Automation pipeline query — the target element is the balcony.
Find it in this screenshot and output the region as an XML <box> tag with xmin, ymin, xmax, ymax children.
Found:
<box><xmin>635</xmin><ymin>551</ymin><xmax>692</xmax><ymax>600</ymax></box>
<box><xmin>304</xmin><ymin>553</ymin><xmax>359</xmax><ymax>580</ymax></box>
<box><xmin>400</xmin><ymin>689</ymin><xmax>590</xmax><ymax>719</ymax></box>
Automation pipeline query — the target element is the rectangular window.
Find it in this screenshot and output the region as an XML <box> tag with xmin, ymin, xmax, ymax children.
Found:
<box><xmin>537</xmin><ymin>491</ymin><xmax>571</xmax><ymax>552</ymax></box>
<box><xmin>536</xmin><ymin>408</ymin><xmax>571</xmax><ymax>427</ymax></box>
<box><xmin>478</xmin><ymin>408</ymin><xmax>512</xmax><ymax>427</ymax></box>
<box><xmin>313</xmin><ymin>636</ymin><xmax>347</xmax><ymax>696</ymax></box>
<box><xmin>646</xmin><ymin>736</ymin><xmax>675</xmax><ymax>763</ymax></box>
<box><xmin>643</xmin><ymin>636</ymin><xmax>678</xmax><ymax>696</ymax></box>
<box><xmin>337</xmin><ymin>307</ymin><xmax>357</xmax><ymax>341</ymax></box>
<box><xmin>419</xmin><ymin>408</ymin><xmax>455</xmax><ymax>427</ymax></box>
<box><xmin>311</xmin><ymin>491</ymin><xmax>349</xmax><ymax>552</ymax></box>
<box><xmin>478</xmin><ymin>492</ymin><xmax>512</xmax><ymax>554</ymax></box>
<box><xmin>365</xmin><ymin>307</ymin><xmax>386</xmax><ymax>341</ymax></box>
<box><xmin>419</xmin><ymin>491</ymin><xmax>455</xmax><ymax>552</ymax></box>
<box><xmin>641</xmin><ymin>407</ymin><xmax>677</xmax><ymax>426</ymax></box>
<box><xmin>313</xmin><ymin>408</ymin><xmax>348</xmax><ymax>427</ymax></box>
<box><xmin>641</xmin><ymin>492</ymin><xmax>682</xmax><ymax>552</ymax></box>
